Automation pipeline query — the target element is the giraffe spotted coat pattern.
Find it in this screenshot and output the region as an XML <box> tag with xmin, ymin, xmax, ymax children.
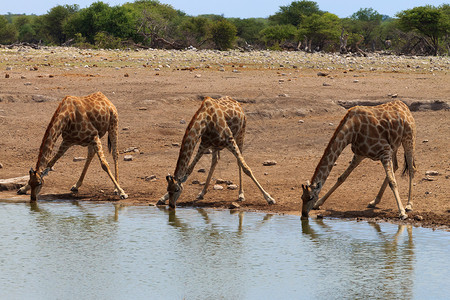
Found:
<box><xmin>301</xmin><ymin>100</ymin><xmax>416</xmax><ymax>219</ymax></box>
<box><xmin>158</xmin><ymin>96</ymin><xmax>275</xmax><ymax>208</ymax></box>
<box><xmin>18</xmin><ymin>91</ymin><xmax>128</xmax><ymax>201</ymax></box>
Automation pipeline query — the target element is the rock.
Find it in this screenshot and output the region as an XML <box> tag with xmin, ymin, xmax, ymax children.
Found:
<box><xmin>298</xmin><ymin>120</ymin><xmax>304</xmax><ymax>124</ymax></box>
<box><xmin>414</xmin><ymin>215</ymin><xmax>424</xmax><ymax>221</ymax></box>
<box><xmin>122</xmin><ymin>127</ymin><xmax>130</xmax><ymax>131</ymax></box>
<box><xmin>229</xmin><ymin>202</ymin><xmax>240</xmax><ymax>209</ymax></box>
<box><xmin>329</xmin><ymin>122</ymin><xmax>334</xmax><ymax>126</ymax></box>
<box><xmin>213</xmin><ymin>184</ymin><xmax>223</xmax><ymax>190</ymax></box>
<box><xmin>124</xmin><ymin>155</ymin><xmax>133</xmax><ymax>161</ymax></box>
<box><xmin>317</xmin><ymin>71</ymin><xmax>328</xmax><ymax>76</ymax></box>
<box><xmin>227</xmin><ymin>184</ymin><xmax>238</xmax><ymax>190</ymax></box>
<box><xmin>24</xmin><ymin>82</ymin><xmax>32</xmax><ymax>86</ymax></box>
<box><xmin>144</xmin><ymin>175</ymin><xmax>157</xmax><ymax>181</ymax></box>
<box><xmin>425</xmin><ymin>170</ymin><xmax>439</xmax><ymax>176</ymax></box>
<box><xmin>73</xmin><ymin>157</ymin><xmax>86</xmax><ymax>162</ymax></box>
<box><xmin>124</xmin><ymin>73</ymin><xmax>129</xmax><ymax>77</ymax></box>
<box><xmin>172</xmin><ymin>142</ymin><xmax>180</xmax><ymax>147</ymax></box>
<box><xmin>5</xmin><ymin>74</ymin><xmax>9</xmax><ymax>78</ymax></box>
<box><xmin>0</xmin><ymin>176</ymin><xmax>29</xmax><ymax>191</ymax></box>
<box><xmin>0</xmin><ymin>163</ymin><xmax>3</xmax><ymax>168</ymax></box>
<box><xmin>138</xmin><ymin>107</ymin><xmax>147</xmax><ymax>111</ymax></box>
<box><xmin>180</xmin><ymin>119</ymin><xmax>186</xmax><ymax>124</ymax></box>
<box><xmin>422</xmin><ymin>176</ymin><xmax>434</xmax><ymax>181</ymax></box>
<box><xmin>216</xmin><ymin>179</ymin><xmax>232</xmax><ymax>185</ymax></box>
<box><xmin>323</xmin><ymin>82</ymin><xmax>331</xmax><ymax>86</ymax></box>
<box><xmin>263</xmin><ymin>160</ymin><xmax>277</xmax><ymax>166</ymax></box>
<box><xmin>198</xmin><ymin>168</ymin><xmax>206</xmax><ymax>173</ymax></box>
<box><xmin>278</xmin><ymin>93</ymin><xmax>289</xmax><ymax>97</ymax></box>
<box><xmin>191</xmin><ymin>180</ymin><xmax>200</xmax><ymax>184</ymax></box>
<box><xmin>195</xmin><ymin>74</ymin><xmax>201</xmax><ymax>78</ymax></box>
<box><xmin>124</xmin><ymin>147</ymin><xmax>139</xmax><ymax>153</ymax></box>
<box><xmin>353</xmin><ymin>80</ymin><xmax>359</xmax><ymax>83</ymax></box>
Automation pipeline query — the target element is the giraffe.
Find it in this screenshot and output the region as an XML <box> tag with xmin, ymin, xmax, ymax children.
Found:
<box><xmin>17</xmin><ymin>91</ymin><xmax>128</xmax><ymax>201</ymax></box>
<box><xmin>301</xmin><ymin>100</ymin><xmax>416</xmax><ymax>220</ymax></box>
<box><xmin>157</xmin><ymin>96</ymin><xmax>275</xmax><ymax>208</ymax></box>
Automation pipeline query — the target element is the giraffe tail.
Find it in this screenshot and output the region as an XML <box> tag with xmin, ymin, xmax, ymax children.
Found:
<box><xmin>108</xmin><ymin>134</ymin><xmax>112</xmax><ymax>153</ymax></box>
<box><xmin>402</xmin><ymin>153</ymin><xmax>416</xmax><ymax>177</ymax></box>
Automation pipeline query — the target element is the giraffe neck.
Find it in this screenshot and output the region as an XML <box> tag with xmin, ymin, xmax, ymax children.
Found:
<box><xmin>35</xmin><ymin>104</ymin><xmax>65</xmax><ymax>171</ymax></box>
<box><xmin>310</xmin><ymin>116</ymin><xmax>353</xmax><ymax>188</ymax></box>
<box><xmin>174</xmin><ymin>110</ymin><xmax>205</xmax><ymax>181</ymax></box>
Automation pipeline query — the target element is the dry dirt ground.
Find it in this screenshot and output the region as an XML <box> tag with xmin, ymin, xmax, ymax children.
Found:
<box><xmin>1</xmin><ymin>47</ymin><xmax>449</xmax><ymax>229</ymax></box>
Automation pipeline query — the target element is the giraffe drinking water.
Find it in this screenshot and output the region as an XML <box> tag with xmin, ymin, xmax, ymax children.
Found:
<box><xmin>18</xmin><ymin>92</ymin><xmax>128</xmax><ymax>201</ymax></box>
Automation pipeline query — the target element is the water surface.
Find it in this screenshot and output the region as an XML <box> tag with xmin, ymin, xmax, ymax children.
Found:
<box><xmin>0</xmin><ymin>201</ymin><xmax>449</xmax><ymax>299</ymax></box>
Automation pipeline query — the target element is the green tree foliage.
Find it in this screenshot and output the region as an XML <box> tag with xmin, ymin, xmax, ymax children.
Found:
<box><xmin>260</xmin><ymin>24</ymin><xmax>297</xmax><ymax>48</ymax></box>
<box><xmin>179</xmin><ymin>16</ymin><xmax>212</xmax><ymax>47</ymax></box>
<box><xmin>210</xmin><ymin>19</ymin><xmax>237</xmax><ymax>50</ymax></box>
<box><xmin>269</xmin><ymin>0</ymin><xmax>322</xmax><ymax>26</ymax></box>
<box><xmin>42</xmin><ymin>5</ymin><xmax>78</xmax><ymax>45</ymax></box>
<box><xmin>230</xmin><ymin>18</ymin><xmax>268</xmax><ymax>44</ymax></box>
<box><xmin>397</xmin><ymin>5</ymin><xmax>450</xmax><ymax>55</ymax></box>
<box><xmin>0</xmin><ymin>15</ymin><xmax>18</xmax><ymax>44</ymax></box>
<box><xmin>298</xmin><ymin>12</ymin><xmax>341</xmax><ymax>51</ymax></box>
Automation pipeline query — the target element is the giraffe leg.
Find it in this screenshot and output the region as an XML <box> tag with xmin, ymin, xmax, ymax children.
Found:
<box><xmin>382</xmin><ymin>158</ymin><xmax>407</xmax><ymax>220</ymax></box>
<box><xmin>108</xmin><ymin>128</ymin><xmax>120</xmax><ymax>195</ymax></box>
<box><xmin>238</xmin><ymin>164</ymin><xmax>245</xmax><ymax>201</ymax></box>
<box><xmin>196</xmin><ymin>150</ymin><xmax>219</xmax><ymax>200</ymax></box>
<box><xmin>227</xmin><ymin>138</ymin><xmax>275</xmax><ymax>205</ymax></box>
<box><xmin>368</xmin><ymin>153</ymin><xmax>398</xmax><ymax>208</ymax></box>
<box><xmin>403</xmin><ymin>145</ymin><xmax>416</xmax><ymax>212</ymax></box>
<box><xmin>71</xmin><ymin>146</ymin><xmax>95</xmax><ymax>192</ymax></box>
<box><xmin>93</xmin><ymin>136</ymin><xmax>128</xmax><ymax>199</ymax></box>
<box><xmin>314</xmin><ymin>155</ymin><xmax>364</xmax><ymax>209</ymax></box>
<box><xmin>18</xmin><ymin>141</ymin><xmax>71</xmax><ymax>195</ymax></box>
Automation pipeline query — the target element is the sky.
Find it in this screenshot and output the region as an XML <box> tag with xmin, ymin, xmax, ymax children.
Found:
<box><xmin>1</xmin><ymin>0</ymin><xmax>448</xmax><ymax>18</ymax></box>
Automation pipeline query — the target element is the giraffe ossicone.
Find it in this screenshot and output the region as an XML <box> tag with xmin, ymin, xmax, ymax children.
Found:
<box><xmin>17</xmin><ymin>92</ymin><xmax>128</xmax><ymax>201</ymax></box>
<box><xmin>301</xmin><ymin>100</ymin><xmax>416</xmax><ymax>220</ymax></box>
<box><xmin>158</xmin><ymin>96</ymin><xmax>275</xmax><ymax>208</ymax></box>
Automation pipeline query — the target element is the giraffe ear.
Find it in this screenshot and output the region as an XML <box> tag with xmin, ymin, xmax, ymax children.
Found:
<box><xmin>41</xmin><ymin>168</ymin><xmax>50</xmax><ymax>177</ymax></box>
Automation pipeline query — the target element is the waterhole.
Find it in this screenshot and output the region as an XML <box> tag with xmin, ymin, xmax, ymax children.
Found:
<box><xmin>0</xmin><ymin>201</ymin><xmax>448</xmax><ymax>299</ymax></box>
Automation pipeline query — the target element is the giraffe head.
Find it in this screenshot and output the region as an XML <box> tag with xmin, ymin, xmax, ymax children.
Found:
<box><xmin>28</xmin><ymin>167</ymin><xmax>50</xmax><ymax>201</ymax></box>
<box><xmin>301</xmin><ymin>181</ymin><xmax>322</xmax><ymax>218</ymax></box>
<box><xmin>166</xmin><ymin>175</ymin><xmax>184</xmax><ymax>208</ymax></box>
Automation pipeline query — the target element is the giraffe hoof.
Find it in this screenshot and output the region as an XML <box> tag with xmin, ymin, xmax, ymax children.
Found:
<box><xmin>367</xmin><ymin>203</ymin><xmax>376</xmax><ymax>208</ymax></box>
<box><xmin>120</xmin><ymin>193</ymin><xmax>128</xmax><ymax>200</ymax></box>
<box><xmin>196</xmin><ymin>194</ymin><xmax>204</xmax><ymax>201</ymax></box>
<box><xmin>156</xmin><ymin>199</ymin><xmax>166</xmax><ymax>206</ymax></box>
<box><xmin>17</xmin><ymin>188</ymin><xmax>26</xmax><ymax>195</ymax></box>
<box><xmin>405</xmin><ymin>205</ymin><xmax>413</xmax><ymax>212</ymax></box>
<box><xmin>70</xmin><ymin>186</ymin><xmax>79</xmax><ymax>193</ymax></box>
<box><xmin>399</xmin><ymin>214</ymin><xmax>408</xmax><ymax>220</ymax></box>
<box><xmin>266</xmin><ymin>196</ymin><xmax>276</xmax><ymax>205</ymax></box>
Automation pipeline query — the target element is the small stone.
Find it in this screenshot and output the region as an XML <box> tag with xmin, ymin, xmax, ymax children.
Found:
<box><xmin>227</xmin><ymin>184</ymin><xmax>238</xmax><ymax>190</ymax></box>
<box><xmin>124</xmin><ymin>73</ymin><xmax>129</xmax><ymax>77</ymax></box>
<box><xmin>5</xmin><ymin>74</ymin><xmax>9</xmax><ymax>78</ymax></box>
<box><xmin>180</xmin><ymin>119</ymin><xmax>186</xmax><ymax>124</ymax></box>
<box><xmin>124</xmin><ymin>155</ymin><xmax>133</xmax><ymax>161</ymax></box>
<box><xmin>422</xmin><ymin>176</ymin><xmax>434</xmax><ymax>181</ymax></box>
<box><xmin>0</xmin><ymin>163</ymin><xmax>3</xmax><ymax>168</ymax></box>
<box><xmin>219</xmin><ymin>67</ymin><xmax>225</xmax><ymax>72</ymax></box>
<box><xmin>195</xmin><ymin>74</ymin><xmax>201</xmax><ymax>78</ymax></box>
<box><xmin>24</xmin><ymin>82</ymin><xmax>32</xmax><ymax>86</ymax></box>
<box><xmin>353</xmin><ymin>80</ymin><xmax>359</xmax><ymax>83</ymax></box>
<box><xmin>198</xmin><ymin>168</ymin><xmax>206</xmax><ymax>173</ymax></box>
<box><xmin>229</xmin><ymin>202</ymin><xmax>240</xmax><ymax>209</ymax></box>
<box><xmin>192</xmin><ymin>180</ymin><xmax>200</xmax><ymax>184</ymax></box>
<box><xmin>122</xmin><ymin>127</ymin><xmax>130</xmax><ymax>131</ymax></box>
<box><xmin>138</xmin><ymin>107</ymin><xmax>147</xmax><ymax>111</ymax></box>
<box><xmin>298</xmin><ymin>120</ymin><xmax>304</xmax><ymax>124</ymax></box>
<box><xmin>323</xmin><ymin>82</ymin><xmax>331</xmax><ymax>86</ymax></box>
<box><xmin>391</xmin><ymin>94</ymin><xmax>398</xmax><ymax>98</ymax></box>
<box><xmin>73</xmin><ymin>157</ymin><xmax>86</xmax><ymax>162</ymax></box>
<box><xmin>124</xmin><ymin>147</ymin><xmax>139</xmax><ymax>153</ymax></box>
<box><xmin>216</xmin><ymin>179</ymin><xmax>233</xmax><ymax>185</ymax></box>
<box><xmin>414</xmin><ymin>215</ymin><xmax>424</xmax><ymax>221</ymax></box>
<box><xmin>425</xmin><ymin>170</ymin><xmax>439</xmax><ymax>176</ymax></box>
<box><xmin>278</xmin><ymin>93</ymin><xmax>289</xmax><ymax>97</ymax></box>
<box><xmin>422</xmin><ymin>139</ymin><xmax>429</xmax><ymax>143</ymax></box>
<box><xmin>317</xmin><ymin>71</ymin><xmax>328</xmax><ymax>76</ymax></box>
<box><xmin>144</xmin><ymin>175</ymin><xmax>157</xmax><ymax>181</ymax></box>
<box><xmin>20</xmin><ymin>75</ymin><xmax>26</xmax><ymax>79</ymax></box>
<box><xmin>172</xmin><ymin>142</ymin><xmax>180</xmax><ymax>147</ymax></box>
<box><xmin>6</xmin><ymin>66</ymin><xmax>12</xmax><ymax>70</ymax></box>
<box><xmin>99</xmin><ymin>190</ymin><xmax>105</xmax><ymax>194</ymax></box>
<box><xmin>213</xmin><ymin>184</ymin><xmax>223</xmax><ymax>190</ymax></box>
<box><xmin>329</xmin><ymin>123</ymin><xmax>334</xmax><ymax>126</ymax></box>
<box><xmin>263</xmin><ymin>160</ymin><xmax>277</xmax><ymax>166</ymax></box>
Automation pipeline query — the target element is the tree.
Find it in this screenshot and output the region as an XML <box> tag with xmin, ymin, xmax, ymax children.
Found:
<box><xmin>0</xmin><ymin>15</ymin><xmax>18</xmax><ymax>44</ymax></box>
<box><xmin>397</xmin><ymin>5</ymin><xmax>450</xmax><ymax>55</ymax></box>
<box><xmin>259</xmin><ymin>24</ymin><xmax>297</xmax><ymax>48</ymax></box>
<box><xmin>269</xmin><ymin>1</ymin><xmax>322</xmax><ymax>26</ymax></box>
<box><xmin>298</xmin><ymin>12</ymin><xmax>341</xmax><ymax>51</ymax></box>
<box><xmin>42</xmin><ymin>5</ymin><xmax>78</xmax><ymax>45</ymax></box>
<box><xmin>210</xmin><ymin>19</ymin><xmax>237</xmax><ymax>50</ymax></box>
